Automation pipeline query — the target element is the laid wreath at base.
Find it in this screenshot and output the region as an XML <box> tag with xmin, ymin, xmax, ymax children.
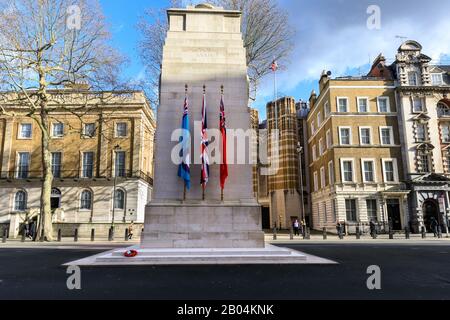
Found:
<box><xmin>124</xmin><ymin>250</ymin><xmax>138</xmax><ymax>258</ymax></box>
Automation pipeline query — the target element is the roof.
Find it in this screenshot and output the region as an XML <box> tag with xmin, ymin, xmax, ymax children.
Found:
<box><xmin>437</xmin><ymin>65</ymin><xmax>450</xmax><ymax>73</ymax></box>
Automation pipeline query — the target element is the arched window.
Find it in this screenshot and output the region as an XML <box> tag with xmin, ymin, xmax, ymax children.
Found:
<box><xmin>14</xmin><ymin>190</ymin><xmax>27</xmax><ymax>211</ymax></box>
<box><xmin>114</xmin><ymin>189</ymin><xmax>125</xmax><ymax>210</ymax></box>
<box><xmin>438</xmin><ymin>103</ymin><xmax>450</xmax><ymax>117</ymax></box>
<box><xmin>80</xmin><ymin>190</ymin><xmax>92</xmax><ymax>210</ymax></box>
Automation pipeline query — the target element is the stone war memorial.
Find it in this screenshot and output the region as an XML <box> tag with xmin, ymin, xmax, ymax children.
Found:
<box><xmin>68</xmin><ymin>3</ymin><xmax>332</xmax><ymax>265</ymax></box>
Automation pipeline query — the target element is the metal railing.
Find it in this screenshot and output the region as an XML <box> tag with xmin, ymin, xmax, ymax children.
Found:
<box><xmin>0</xmin><ymin>170</ymin><xmax>153</xmax><ymax>185</ymax></box>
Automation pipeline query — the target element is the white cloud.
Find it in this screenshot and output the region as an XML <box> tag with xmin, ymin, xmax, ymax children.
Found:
<box><xmin>257</xmin><ymin>0</ymin><xmax>450</xmax><ymax>102</ymax></box>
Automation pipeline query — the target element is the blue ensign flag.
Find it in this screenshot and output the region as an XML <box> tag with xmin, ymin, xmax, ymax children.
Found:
<box><xmin>178</xmin><ymin>96</ymin><xmax>191</xmax><ymax>189</ymax></box>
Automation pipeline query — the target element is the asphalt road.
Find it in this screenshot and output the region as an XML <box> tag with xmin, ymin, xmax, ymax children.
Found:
<box><xmin>0</xmin><ymin>244</ymin><xmax>449</xmax><ymax>300</ymax></box>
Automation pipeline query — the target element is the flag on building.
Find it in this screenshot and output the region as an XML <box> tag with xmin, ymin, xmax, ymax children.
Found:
<box><xmin>178</xmin><ymin>95</ymin><xmax>191</xmax><ymax>189</ymax></box>
<box><xmin>219</xmin><ymin>94</ymin><xmax>228</xmax><ymax>190</ymax></box>
<box><xmin>200</xmin><ymin>92</ymin><xmax>210</xmax><ymax>188</ymax></box>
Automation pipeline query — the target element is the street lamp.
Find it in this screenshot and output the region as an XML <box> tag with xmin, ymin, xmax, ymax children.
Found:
<box><xmin>296</xmin><ymin>142</ymin><xmax>306</xmax><ymax>224</ymax></box>
<box><xmin>110</xmin><ymin>144</ymin><xmax>121</xmax><ymax>240</ymax></box>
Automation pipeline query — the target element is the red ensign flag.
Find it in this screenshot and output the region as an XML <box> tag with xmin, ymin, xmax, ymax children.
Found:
<box><xmin>220</xmin><ymin>94</ymin><xmax>228</xmax><ymax>190</ymax></box>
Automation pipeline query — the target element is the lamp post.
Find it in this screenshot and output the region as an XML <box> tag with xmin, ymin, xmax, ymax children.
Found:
<box><xmin>111</xmin><ymin>145</ymin><xmax>121</xmax><ymax>240</ymax></box>
<box><xmin>296</xmin><ymin>142</ymin><xmax>306</xmax><ymax>224</ymax></box>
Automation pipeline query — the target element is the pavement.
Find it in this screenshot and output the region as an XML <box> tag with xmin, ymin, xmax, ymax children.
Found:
<box><xmin>0</xmin><ymin>237</ymin><xmax>450</xmax><ymax>300</ymax></box>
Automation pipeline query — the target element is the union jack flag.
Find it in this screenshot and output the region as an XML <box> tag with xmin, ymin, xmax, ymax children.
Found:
<box><xmin>271</xmin><ymin>60</ymin><xmax>278</xmax><ymax>72</ymax></box>
<box><xmin>200</xmin><ymin>93</ymin><xmax>209</xmax><ymax>188</ymax></box>
<box><xmin>220</xmin><ymin>95</ymin><xmax>228</xmax><ymax>190</ymax></box>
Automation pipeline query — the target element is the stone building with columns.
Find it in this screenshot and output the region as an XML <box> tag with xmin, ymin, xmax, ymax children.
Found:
<box><xmin>368</xmin><ymin>40</ymin><xmax>450</xmax><ymax>233</ymax></box>
<box><xmin>0</xmin><ymin>89</ymin><xmax>156</xmax><ymax>239</ymax></box>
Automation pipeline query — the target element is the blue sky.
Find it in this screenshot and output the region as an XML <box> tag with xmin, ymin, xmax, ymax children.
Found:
<box><xmin>99</xmin><ymin>0</ymin><xmax>450</xmax><ymax>120</ymax></box>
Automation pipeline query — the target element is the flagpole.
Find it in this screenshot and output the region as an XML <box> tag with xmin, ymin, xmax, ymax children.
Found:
<box><xmin>221</xmin><ymin>85</ymin><xmax>225</xmax><ymax>202</ymax></box>
<box><xmin>202</xmin><ymin>84</ymin><xmax>206</xmax><ymax>202</ymax></box>
<box><xmin>183</xmin><ymin>84</ymin><xmax>188</xmax><ymax>201</ymax></box>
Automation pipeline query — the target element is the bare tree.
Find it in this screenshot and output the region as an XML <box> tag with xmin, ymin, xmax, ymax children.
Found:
<box><xmin>138</xmin><ymin>0</ymin><xmax>294</xmax><ymax>105</ymax></box>
<box><xmin>0</xmin><ymin>0</ymin><xmax>125</xmax><ymax>241</ymax></box>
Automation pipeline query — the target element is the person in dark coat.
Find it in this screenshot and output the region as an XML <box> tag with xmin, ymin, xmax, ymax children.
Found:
<box><xmin>369</xmin><ymin>220</ymin><xmax>377</xmax><ymax>238</ymax></box>
<box><xmin>430</xmin><ymin>217</ymin><xmax>439</xmax><ymax>237</ymax></box>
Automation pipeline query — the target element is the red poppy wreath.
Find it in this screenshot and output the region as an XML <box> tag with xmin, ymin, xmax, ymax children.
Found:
<box><xmin>124</xmin><ymin>250</ymin><xmax>138</xmax><ymax>258</ymax></box>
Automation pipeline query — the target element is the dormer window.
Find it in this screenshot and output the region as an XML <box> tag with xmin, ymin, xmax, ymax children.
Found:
<box><xmin>431</xmin><ymin>74</ymin><xmax>443</xmax><ymax>86</ymax></box>
<box><xmin>408</xmin><ymin>72</ymin><xmax>418</xmax><ymax>86</ymax></box>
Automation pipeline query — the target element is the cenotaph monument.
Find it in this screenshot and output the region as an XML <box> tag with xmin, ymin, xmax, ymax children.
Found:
<box><xmin>141</xmin><ymin>3</ymin><xmax>264</xmax><ymax>249</ymax></box>
<box><xmin>67</xmin><ymin>4</ymin><xmax>333</xmax><ymax>265</ymax></box>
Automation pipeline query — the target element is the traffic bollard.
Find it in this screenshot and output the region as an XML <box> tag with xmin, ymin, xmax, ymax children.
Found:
<box><xmin>272</xmin><ymin>227</ymin><xmax>277</xmax><ymax>240</ymax></box>
<box><xmin>323</xmin><ymin>227</ymin><xmax>327</xmax><ymax>240</ymax></box>
<box><xmin>421</xmin><ymin>226</ymin><xmax>426</xmax><ymax>239</ymax></box>
<box><xmin>356</xmin><ymin>226</ymin><xmax>361</xmax><ymax>240</ymax></box>
<box><xmin>40</xmin><ymin>229</ymin><xmax>44</xmax><ymax>242</ymax></box>
<box><xmin>21</xmin><ymin>231</ymin><xmax>26</xmax><ymax>242</ymax></box>
<box><xmin>91</xmin><ymin>229</ymin><xmax>95</xmax><ymax>242</ymax></box>
<box><xmin>2</xmin><ymin>229</ymin><xmax>6</xmax><ymax>243</ymax></box>
<box><xmin>405</xmin><ymin>227</ymin><xmax>410</xmax><ymax>240</ymax></box>
<box><xmin>125</xmin><ymin>228</ymin><xmax>129</xmax><ymax>241</ymax></box>
<box><xmin>389</xmin><ymin>229</ymin><xmax>394</xmax><ymax>240</ymax></box>
<box><xmin>305</xmin><ymin>228</ymin><xmax>311</xmax><ymax>240</ymax></box>
<box><xmin>57</xmin><ymin>229</ymin><xmax>62</xmax><ymax>242</ymax></box>
<box><xmin>74</xmin><ymin>229</ymin><xmax>78</xmax><ymax>242</ymax></box>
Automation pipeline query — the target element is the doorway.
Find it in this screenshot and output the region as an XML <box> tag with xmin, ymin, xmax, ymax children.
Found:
<box><xmin>387</xmin><ymin>199</ymin><xmax>402</xmax><ymax>230</ymax></box>
<box><xmin>423</xmin><ymin>200</ymin><xmax>439</xmax><ymax>232</ymax></box>
<box><xmin>261</xmin><ymin>207</ymin><xmax>270</xmax><ymax>230</ymax></box>
<box><xmin>51</xmin><ymin>188</ymin><xmax>62</xmax><ymax>210</ymax></box>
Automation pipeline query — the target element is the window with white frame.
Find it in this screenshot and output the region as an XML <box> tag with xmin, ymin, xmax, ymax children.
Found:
<box><xmin>339</xmin><ymin>127</ymin><xmax>351</xmax><ymax>145</ymax></box>
<box><xmin>116</xmin><ymin>122</ymin><xmax>128</xmax><ymax>138</ymax></box>
<box><xmin>326</xmin><ymin>130</ymin><xmax>332</xmax><ymax>148</ymax></box>
<box><xmin>319</xmin><ymin>138</ymin><xmax>325</xmax><ymax>156</ymax></box>
<box><xmin>52</xmin><ymin>123</ymin><xmax>64</xmax><ymax>138</ymax></box>
<box><xmin>408</xmin><ymin>71</ymin><xmax>418</xmax><ymax>86</ymax></box>
<box><xmin>359</xmin><ymin>127</ymin><xmax>371</xmax><ymax>145</ymax></box>
<box><xmin>366</xmin><ymin>199</ymin><xmax>378</xmax><ymax>222</ymax></box>
<box><xmin>317</xmin><ymin>112</ymin><xmax>322</xmax><ymax>127</ymax></box>
<box><xmin>417</xmin><ymin>148</ymin><xmax>432</xmax><ymax>173</ymax></box>
<box><xmin>431</xmin><ymin>73</ymin><xmax>443</xmax><ymax>86</ymax></box>
<box><xmin>341</xmin><ymin>159</ymin><xmax>354</xmax><ymax>183</ymax></box>
<box><xmin>382</xmin><ymin>159</ymin><xmax>398</xmax><ymax>182</ymax></box>
<box><xmin>324</xmin><ymin>102</ymin><xmax>331</xmax><ymax>118</ymax></box>
<box><xmin>51</xmin><ymin>152</ymin><xmax>62</xmax><ymax>178</ymax></box>
<box><xmin>114</xmin><ymin>189</ymin><xmax>125</xmax><ymax>210</ymax></box>
<box><xmin>14</xmin><ymin>190</ymin><xmax>27</xmax><ymax>211</ymax></box>
<box><xmin>362</xmin><ymin>159</ymin><xmax>375</xmax><ymax>183</ymax></box>
<box><xmin>377</xmin><ymin>97</ymin><xmax>390</xmax><ymax>113</ymax></box>
<box><xmin>17</xmin><ymin>152</ymin><xmax>30</xmax><ymax>179</ymax></box>
<box><xmin>115</xmin><ymin>151</ymin><xmax>126</xmax><ymax>177</ymax></box>
<box><xmin>441</xmin><ymin>124</ymin><xmax>450</xmax><ymax>143</ymax></box>
<box><xmin>80</xmin><ymin>190</ymin><xmax>93</xmax><ymax>210</ymax></box>
<box><xmin>313</xmin><ymin>171</ymin><xmax>318</xmax><ymax>192</ymax></box>
<box><xmin>82</xmin><ymin>152</ymin><xmax>94</xmax><ymax>178</ymax></box>
<box><xmin>357</xmin><ymin>97</ymin><xmax>369</xmax><ymax>113</ymax></box>
<box><xmin>312</xmin><ymin>145</ymin><xmax>317</xmax><ymax>161</ymax></box>
<box><xmin>19</xmin><ymin>123</ymin><xmax>32</xmax><ymax>139</ymax></box>
<box><xmin>438</xmin><ymin>103</ymin><xmax>450</xmax><ymax>117</ymax></box>
<box><xmin>320</xmin><ymin>167</ymin><xmax>326</xmax><ymax>189</ymax></box>
<box><xmin>380</xmin><ymin>127</ymin><xmax>393</xmax><ymax>145</ymax></box>
<box><xmin>328</xmin><ymin>161</ymin><xmax>334</xmax><ymax>185</ymax></box>
<box><xmin>83</xmin><ymin>123</ymin><xmax>96</xmax><ymax>138</ymax></box>
<box><xmin>412</xmin><ymin>97</ymin><xmax>424</xmax><ymax>113</ymax></box>
<box><xmin>345</xmin><ymin>199</ymin><xmax>357</xmax><ymax>222</ymax></box>
<box><xmin>416</xmin><ymin>123</ymin><xmax>427</xmax><ymax>142</ymax></box>
<box><xmin>337</xmin><ymin>98</ymin><xmax>349</xmax><ymax>113</ymax></box>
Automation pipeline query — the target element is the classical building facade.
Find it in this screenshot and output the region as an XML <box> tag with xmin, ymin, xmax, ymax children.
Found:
<box><xmin>368</xmin><ymin>40</ymin><xmax>450</xmax><ymax>233</ymax></box>
<box><xmin>307</xmin><ymin>72</ymin><xmax>409</xmax><ymax>233</ymax></box>
<box><xmin>0</xmin><ymin>90</ymin><xmax>156</xmax><ymax>238</ymax></box>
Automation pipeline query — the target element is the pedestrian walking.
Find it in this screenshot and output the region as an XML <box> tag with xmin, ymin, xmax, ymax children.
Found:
<box><xmin>369</xmin><ymin>220</ymin><xmax>377</xmax><ymax>238</ymax></box>
<box><xmin>430</xmin><ymin>217</ymin><xmax>439</xmax><ymax>238</ymax></box>
<box><xmin>293</xmin><ymin>219</ymin><xmax>300</xmax><ymax>236</ymax></box>
<box><xmin>128</xmin><ymin>222</ymin><xmax>134</xmax><ymax>240</ymax></box>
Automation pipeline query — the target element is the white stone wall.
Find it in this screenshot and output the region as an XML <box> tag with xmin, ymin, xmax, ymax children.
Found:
<box><xmin>0</xmin><ymin>179</ymin><xmax>152</xmax><ymax>238</ymax></box>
